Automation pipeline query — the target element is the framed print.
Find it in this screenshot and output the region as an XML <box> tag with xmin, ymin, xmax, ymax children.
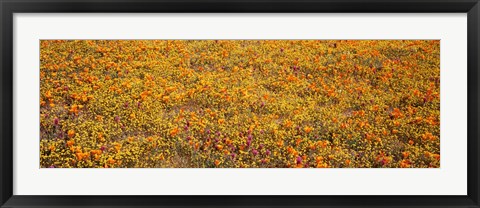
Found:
<box><xmin>1</xmin><ymin>0</ymin><xmax>479</xmax><ymax>207</ymax></box>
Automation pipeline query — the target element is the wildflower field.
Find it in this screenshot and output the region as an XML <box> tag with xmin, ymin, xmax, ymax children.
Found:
<box><xmin>40</xmin><ymin>40</ymin><xmax>440</xmax><ymax>168</ymax></box>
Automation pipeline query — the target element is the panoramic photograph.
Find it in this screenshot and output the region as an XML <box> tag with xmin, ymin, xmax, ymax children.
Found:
<box><xmin>40</xmin><ymin>40</ymin><xmax>440</xmax><ymax>168</ymax></box>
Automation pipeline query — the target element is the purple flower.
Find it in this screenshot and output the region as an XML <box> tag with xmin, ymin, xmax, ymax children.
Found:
<box><xmin>252</xmin><ymin>149</ymin><xmax>258</xmax><ymax>156</ymax></box>
<box><xmin>247</xmin><ymin>134</ymin><xmax>253</xmax><ymax>141</ymax></box>
<box><xmin>381</xmin><ymin>159</ymin><xmax>387</xmax><ymax>166</ymax></box>
<box><xmin>186</xmin><ymin>136</ymin><xmax>191</xmax><ymax>141</ymax></box>
<box><xmin>231</xmin><ymin>153</ymin><xmax>236</xmax><ymax>159</ymax></box>
<box><xmin>114</xmin><ymin>116</ymin><xmax>120</xmax><ymax>123</ymax></box>
<box><xmin>266</xmin><ymin>149</ymin><xmax>271</xmax><ymax>156</ymax></box>
<box><xmin>280</xmin><ymin>48</ymin><xmax>284</xmax><ymax>52</ymax></box>
<box><xmin>296</xmin><ymin>156</ymin><xmax>302</xmax><ymax>164</ymax></box>
<box><xmin>100</xmin><ymin>146</ymin><xmax>106</xmax><ymax>151</ymax></box>
<box><xmin>124</xmin><ymin>102</ymin><xmax>129</xmax><ymax>108</ymax></box>
<box><xmin>184</xmin><ymin>125</ymin><xmax>189</xmax><ymax>131</ymax></box>
<box><xmin>53</xmin><ymin>118</ymin><xmax>59</xmax><ymax>126</ymax></box>
<box><xmin>49</xmin><ymin>165</ymin><xmax>55</xmax><ymax>168</ymax></box>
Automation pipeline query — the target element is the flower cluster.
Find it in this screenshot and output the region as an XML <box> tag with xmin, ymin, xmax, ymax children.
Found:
<box><xmin>40</xmin><ymin>40</ymin><xmax>440</xmax><ymax>168</ymax></box>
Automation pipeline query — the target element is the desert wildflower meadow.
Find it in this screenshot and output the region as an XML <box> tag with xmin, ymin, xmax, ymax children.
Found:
<box><xmin>40</xmin><ymin>40</ymin><xmax>440</xmax><ymax>168</ymax></box>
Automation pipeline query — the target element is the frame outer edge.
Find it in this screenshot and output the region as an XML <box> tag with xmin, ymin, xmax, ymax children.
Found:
<box><xmin>468</xmin><ymin>1</ymin><xmax>480</xmax><ymax>206</ymax></box>
<box><xmin>0</xmin><ymin>0</ymin><xmax>14</xmax><ymax>207</ymax></box>
<box><xmin>477</xmin><ymin>3</ymin><xmax>480</xmax><ymax>205</ymax></box>
<box><xmin>1</xmin><ymin>0</ymin><xmax>480</xmax><ymax>208</ymax></box>
<box><xmin>0</xmin><ymin>0</ymin><xmax>2</xmax><ymax>203</ymax></box>
<box><xmin>467</xmin><ymin>1</ymin><xmax>479</xmax><ymax>206</ymax></box>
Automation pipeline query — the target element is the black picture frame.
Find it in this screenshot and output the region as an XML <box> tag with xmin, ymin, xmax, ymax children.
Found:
<box><xmin>1</xmin><ymin>0</ymin><xmax>479</xmax><ymax>207</ymax></box>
